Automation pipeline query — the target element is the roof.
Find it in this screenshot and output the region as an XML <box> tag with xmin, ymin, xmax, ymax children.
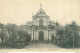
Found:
<box><xmin>26</xmin><ymin>21</ymin><xmax>32</xmax><ymax>26</ymax></box>
<box><xmin>33</xmin><ymin>4</ymin><xmax>48</xmax><ymax>17</ymax></box>
<box><xmin>49</xmin><ymin>21</ymin><xmax>56</xmax><ymax>26</ymax></box>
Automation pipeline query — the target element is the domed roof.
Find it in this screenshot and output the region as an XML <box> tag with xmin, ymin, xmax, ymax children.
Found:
<box><xmin>35</xmin><ymin>4</ymin><xmax>47</xmax><ymax>16</ymax></box>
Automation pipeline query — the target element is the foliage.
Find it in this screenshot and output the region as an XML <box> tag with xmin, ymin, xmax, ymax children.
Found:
<box><xmin>11</xmin><ymin>30</ymin><xmax>31</xmax><ymax>48</ymax></box>
<box><xmin>0</xmin><ymin>24</ymin><xmax>31</xmax><ymax>48</ymax></box>
<box><xmin>55</xmin><ymin>21</ymin><xmax>80</xmax><ymax>48</ymax></box>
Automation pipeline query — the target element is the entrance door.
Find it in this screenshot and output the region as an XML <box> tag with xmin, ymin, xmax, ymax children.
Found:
<box><xmin>39</xmin><ymin>31</ymin><xmax>44</xmax><ymax>41</ymax></box>
<box><xmin>51</xmin><ymin>35</ymin><xmax>54</xmax><ymax>41</ymax></box>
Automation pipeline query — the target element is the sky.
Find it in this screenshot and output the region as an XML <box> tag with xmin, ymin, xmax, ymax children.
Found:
<box><xmin>0</xmin><ymin>0</ymin><xmax>80</xmax><ymax>26</ymax></box>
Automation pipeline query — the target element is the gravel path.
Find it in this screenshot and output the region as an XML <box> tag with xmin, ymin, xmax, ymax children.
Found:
<box><xmin>23</xmin><ymin>42</ymin><xmax>64</xmax><ymax>49</ymax></box>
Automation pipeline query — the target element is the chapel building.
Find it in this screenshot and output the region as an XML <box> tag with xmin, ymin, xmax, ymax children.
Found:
<box><xmin>27</xmin><ymin>4</ymin><xmax>57</xmax><ymax>41</ymax></box>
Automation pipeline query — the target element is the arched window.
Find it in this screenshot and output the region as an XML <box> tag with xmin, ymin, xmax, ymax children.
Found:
<box><xmin>39</xmin><ymin>19</ymin><xmax>43</xmax><ymax>26</ymax></box>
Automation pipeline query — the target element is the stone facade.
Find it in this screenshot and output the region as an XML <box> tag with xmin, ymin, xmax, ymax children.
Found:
<box><xmin>27</xmin><ymin>4</ymin><xmax>57</xmax><ymax>41</ymax></box>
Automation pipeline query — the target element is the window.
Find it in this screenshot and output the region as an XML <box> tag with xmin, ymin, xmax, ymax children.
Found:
<box><xmin>39</xmin><ymin>19</ymin><xmax>43</xmax><ymax>26</ymax></box>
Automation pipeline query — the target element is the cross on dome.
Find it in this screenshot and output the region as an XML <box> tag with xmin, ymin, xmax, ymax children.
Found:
<box><xmin>40</xmin><ymin>3</ymin><xmax>42</xmax><ymax>7</ymax></box>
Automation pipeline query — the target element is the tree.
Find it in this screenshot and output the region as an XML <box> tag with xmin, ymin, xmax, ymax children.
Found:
<box><xmin>17</xmin><ymin>30</ymin><xmax>31</xmax><ymax>44</ymax></box>
<box><xmin>0</xmin><ymin>29</ymin><xmax>6</xmax><ymax>46</ymax></box>
<box><xmin>5</xmin><ymin>24</ymin><xmax>18</xmax><ymax>46</ymax></box>
<box><xmin>56</xmin><ymin>28</ymin><xmax>65</xmax><ymax>46</ymax></box>
<box><xmin>0</xmin><ymin>23</ymin><xmax>6</xmax><ymax>47</ymax></box>
<box><xmin>5</xmin><ymin>24</ymin><xmax>31</xmax><ymax>48</ymax></box>
<box><xmin>56</xmin><ymin>21</ymin><xmax>79</xmax><ymax>48</ymax></box>
<box><xmin>12</xmin><ymin>30</ymin><xmax>31</xmax><ymax>48</ymax></box>
<box><xmin>64</xmin><ymin>21</ymin><xmax>79</xmax><ymax>48</ymax></box>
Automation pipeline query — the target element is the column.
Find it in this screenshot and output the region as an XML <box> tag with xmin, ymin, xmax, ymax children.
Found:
<box><xmin>47</xmin><ymin>30</ymin><xmax>49</xmax><ymax>41</ymax></box>
<box><xmin>31</xmin><ymin>30</ymin><xmax>33</xmax><ymax>40</ymax></box>
<box><xmin>33</xmin><ymin>30</ymin><xmax>34</xmax><ymax>41</ymax></box>
<box><xmin>32</xmin><ymin>30</ymin><xmax>34</xmax><ymax>41</ymax></box>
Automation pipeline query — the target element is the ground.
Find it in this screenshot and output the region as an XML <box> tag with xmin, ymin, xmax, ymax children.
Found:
<box><xmin>23</xmin><ymin>42</ymin><xmax>64</xmax><ymax>49</ymax></box>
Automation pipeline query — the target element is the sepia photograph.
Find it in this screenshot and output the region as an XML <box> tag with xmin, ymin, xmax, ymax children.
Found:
<box><xmin>0</xmin><ymin>0</ymin><xmax>80</xmax><ymax>52</ymax></box>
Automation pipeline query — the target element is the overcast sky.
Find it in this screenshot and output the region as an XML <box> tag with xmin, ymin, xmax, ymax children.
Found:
<box><xmin>0</xmin><ymin>0</ymin><xmax>80</xmax><ymax>26</ymax></box>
